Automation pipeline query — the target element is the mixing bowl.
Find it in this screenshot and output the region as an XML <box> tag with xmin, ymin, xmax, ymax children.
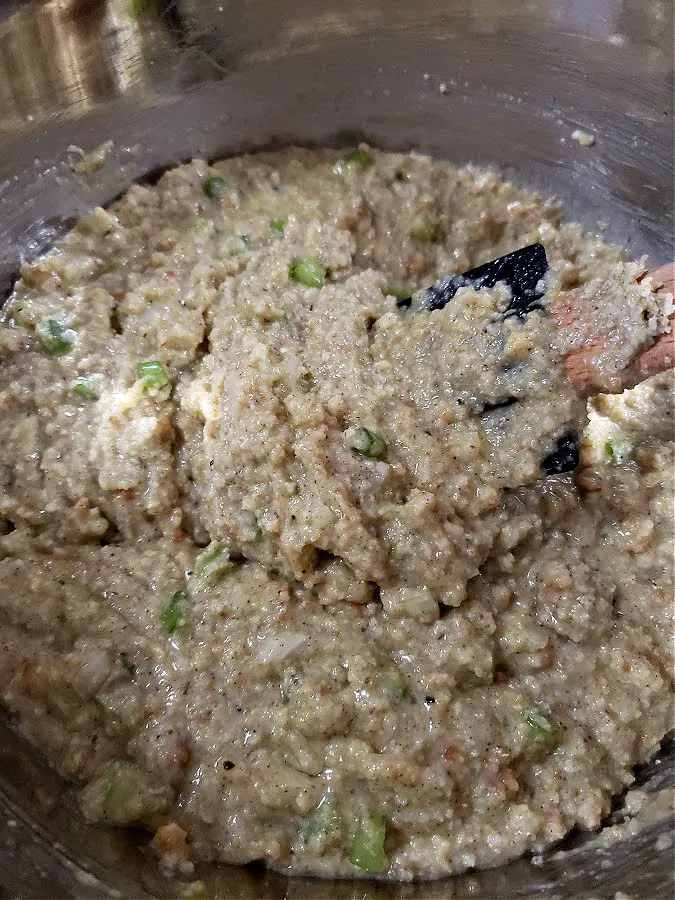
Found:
<box><xmin>0</xmin><ymin>1</ymin><xmax>672</xmax><ymax>896</ymax></box>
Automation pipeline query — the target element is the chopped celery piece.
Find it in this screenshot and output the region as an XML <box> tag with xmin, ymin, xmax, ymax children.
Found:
<box><xmin>238</xmin><ymin>509</ymin><xmax>262</xmax><ymax>541</ymax></box>
<box><xmin>521</xmin><ymin>708</ymin><xmax>557</xmax><ymax>746</ymax></box>
<box><xmin>348</xmin><ymin>811</ymin><xmax>388</xmax><ymax>872</ymax></box>
<box><xmin>203</xmin><ymin>176</ymin><xmax>231</xmax><ymax>199</ymax></box>
<box><xmin>349</xmin><ymin>427</ymin><xmax>387</xmax><ymax>460</ymax></box>
<box><xmin>226</xmin><ymin>233</ymin><xmax>250</xmax><ymax>256</ymax></box>
<box><xmin>298</xmin><ymin>796</ymin><xmax>343</xmax><ymax>851</ymax></box>
<box><xmin>129</xmin><ymin>0</ymin><xmax>152</xmax><ymax>18</ymax></box>
<box><xmin>94</xmin><ymin>696</ymin><xmax>123</xmax><ymax>724</ymax></box>
<box><xmin>38</xmin><ymin>319</ymin><xmax>73</xmax><ymax>355</ymax></box>
<box><xmin>190</xmin><ymin>542</ymin><xmax>235</xmax><ymax>592</ymax></box>
<box><xmin>380</xmin><ymin>671</ymin><xmax>411</xmax><ymax>701</ymax></box>
<box><xmin>269</xmin><ymin>216</ymin><xmax>288</xmax><ymax>235</ymax></box>
<box><xmin>137</xmin><ymin>360</ymin><xmax>170</xmax><ymax>390</ymax></box>
<box><xmin>386</xmin><ymin>277</ymin><xmax>412</xmax><ymax>301</ymax></box>
<box><xmin>333</xmin><ymin>148</ymin><xmax>374</xmax><ymax>176</ymax></box>
<box><xmin>280</xmin><ymin>671</ymin><xmax>300</xmax><ymax>706</ymax></box>
<box><xmin>193</xmin><ymin>217</ymin><xmax>215</xmax><ymax>236</ymax></box>
<box><xmin>409</xmin><ymin>218</ymin><xmax>441</xmax><ymax>242</ymax></box>
<box><xmin>162</xmin><ymin>589</ymin><xmax>188</xmax><ymax>635</ymax></box>
<box><xmin>464</xmin><ymin>671</ymin><xmax>490</xmax><ymax>688</ymax></box>
<box><xmin>290</xmin><ymin>258</ymin><xmax>326</xmax><ymax>288</ymax></box>
<box><xmin>73</xmin><ymin>380</ymin><xmax>99</xmax><ymax>401</ymax></box>
<box><xmin>80</xmin><ymin>760</ymin><xmax>148</xmax><ymax>825</ymax></box>
<box><xmin>604</xmin><ymin>438</ymin><xmax>634</xmax><ymax>466</ymax></box>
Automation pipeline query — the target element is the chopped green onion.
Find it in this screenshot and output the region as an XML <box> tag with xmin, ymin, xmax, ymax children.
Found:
<box><xmin>604</xmin><ymin>438</ymin><xmax>634</xmax><ymax>466</ymax></box>
<box><xmin>73</xmin><ymin>380</ymin><xmax>99</xmax><ymax>401</ymax></box>
<box><xmin>162</xmin><ymin>589</ymin><xmax>188</xmax><ymax>635</ymax></box>
<box><xmin>348</xmin><ymin>811</ymin><xmax>388</xmax><ymax>872</ymax></box>
<box><xmin>203</xmin><ymin>176</ymin><xmax>231</xmax><ymax>199</ymax></box>
<box><xmin>137</xmin><ymin>360</ymin><xmax>170</xmax><ymax>390</ymax></box>
<box><xmin>190</xmin><ymin>542</ymin><xmax>235</xmax><ymax>593</ymax></box>
<box><xmin>521</xmin><ymin>708</ymin><xmax>557</xmax><ymax>746</ymax></box>
<box><xmin>290</xmin><ymin>258</ymin><xmax>326</xmax><ymax>289</ymax></box>
<box><xmin>298</xmin><ymin>796</ymin><xmax>344</xmax><ymax>851</ymax></box>
<box><xmin>349</xmin><ymin>427</ymin><xmax>387</xmax><ymax>461</ymax></box>
<box><xmin>386</xmin><ymin>277</ymin><xmax>412</xmax><ymax>301</ymax></box>
<box><xmin>80</xmin><ymin>760</ymin><xmax>149</xmax><ymax>825</ymax></box>
<box><xmin>409</xmin><ymin>218</ymin><xmax>442</xmax><ymax>242</ymax></box>
<box><xmin>269</xmin><ymin>216</ymin><xmax>288</xmax><ymax>235</ymax></box>
<box><xmin>333</xmin><ymin>148</ymin><xmax>375</xmax><ymax>176</ymax></box>
<box><xmin>38</xmin><ymin>319</ymin><xmax>73</xmax><ymax>355</ymax></box>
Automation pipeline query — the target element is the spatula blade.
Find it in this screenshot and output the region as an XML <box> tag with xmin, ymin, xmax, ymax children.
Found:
<box><xmin>421</xmin><ymin>242</ymin><xmax>549</xmax><ymax>317</ymax></box>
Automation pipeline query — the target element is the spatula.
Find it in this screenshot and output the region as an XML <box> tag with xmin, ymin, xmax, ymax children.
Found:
<box><xmin>394</xmin><ymin>244</ymin><xmax>674</xmax><ymax>474</ymax></box>
<box><xmin>399</xmin><ymin>243</ymin><xmax>673</xmax><ymax>387</ymax></box>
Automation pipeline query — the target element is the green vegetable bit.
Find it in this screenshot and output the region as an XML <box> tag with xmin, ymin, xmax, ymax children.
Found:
<box><xmin>464</xmin><ymin>671</ymin><xmax>490</xmax><ymax>688</ymax></box>
<box><xmin>521</xmin><ymin>708</ymin><xmax>557</xmax><ymax>746</ymax></box>
<box><xmin>269</xmin><ymin>216</ymin><xmax>288</xmax><ymax>235</ymax></box>
<box><xmin>38</xmin><ymin>319</ymin><xmax>73</xmax><ymax>355</ymax></box>
<box><xmin>203</xmin><ymin>176</ymin><xmax>231</xmax><ymax>200</ymax></box>
<box><xmin>290</xmin><ymin>258</ymin><xmax>327</xmax><ymax>289</ymax></box>
<box><xmin>333</xmin><ymin>148</ymin><xmax>375</xmax><ymax>176</ymax></box>
<box><xmin>348</xmin><ymin>811</ymin><xmax>389</xmax><ymax>872</ymax></box>
<box><xmin>137</xmin><ymin>360</ymin><xmax>170</xmax><ymax>390</ymax></box>
<box><xmin>604</xmin><ymin>438</ymin><xmax>634</xmax><ymax>466</ymax></box>
<box><xmin>298</xmin><ymin>796</ymin><xmax>344</xmax><ymax>851</ymax></box>
<box><xmin>225</xmin><ymin>233</ymin><xmax>250</xmax><ymax>256</ymax></box>
<box><xmin>190</xmin><ymin>542</ymin><xmax>235</xmax><ymax>592</ymax></box>
<box><xmin>386</xmin><ymin>277</ymin><xmax>412</xmax><ymax>301</ymax></box>
<box><xmin>193</xmin><ymin>217</ymin><xmax>215</xmax><ymax>236</ymax></box>
<box><xmin>238</xmin><ymin>509</ymin><xmax>262</xmax><ymax>541</ymax></box>
<box><xmin>380</xmin><ymin>671</ymin><xmax>411</xmax><ymax>701</ymax></box>
<box><xmin>73</xmin><ymin>380</ymin><xmax>99</xmax><ymax>401</ymax></box>
<box><xmin>80</xmin><ymin>760</ymin><xmax>149</xmax><ymax>826</ymax></box>
<box><xmin>349</xmin><ymin>427</ymin><xmax>387</xmax><ymax>460</ymax></box>
<box><xmin>409</xmin><ymin>218</ymin><xmax>442</xmax><ymax>242</ymax></box>
<box><xmin>162</xmin><ymin>589</ymin><xmax>188</xmax><ymax>635</ymax></box>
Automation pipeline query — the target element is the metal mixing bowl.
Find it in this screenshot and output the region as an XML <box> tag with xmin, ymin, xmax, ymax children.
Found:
<box><xmin>0</xmin><ymin>1</ymin><xmax>672</xmax><ymax>896</ymax></box>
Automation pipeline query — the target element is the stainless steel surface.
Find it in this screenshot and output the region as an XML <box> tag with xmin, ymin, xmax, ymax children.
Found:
<box><xmin>0</xmin><ymin>1</ymin><xmax>673</xmax><ymax>896</ymax></box>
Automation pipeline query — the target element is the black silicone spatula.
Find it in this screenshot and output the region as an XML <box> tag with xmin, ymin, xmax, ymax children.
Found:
<box><xmin>396</xmin><ymin>242</ymin><xmax>549</xmax><ymax>317</ymax></box>
<box><xmin>392</xmin><ymin>245</ymin><xmax>673</xmax><ymax>477</ymax></box>
<box><xmin>395</xmin><ymin>243</ymin><xmax>582</xmax><ymax>474</ymax></box>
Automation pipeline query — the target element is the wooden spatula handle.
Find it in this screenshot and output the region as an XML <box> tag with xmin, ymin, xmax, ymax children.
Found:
<box><xmin>554</xmin><ymin>262</ymin><xmax>674</xmax><ymax>394</ymax></box>
<box><xmin>630</xmin><ymin>263</ymin><xmax>675</xmax><ymax>379</ymax></box>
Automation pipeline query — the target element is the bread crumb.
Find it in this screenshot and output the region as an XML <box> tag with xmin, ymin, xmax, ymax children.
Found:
<box><xmin>572</xmin><ymin>129</ymin><xmax>596</xmax><ymax>147</ymax></box>
<box><xmin>73</xmin><ymin>140</ymin><xmax>113</xmax><ymax>174</ymax></box>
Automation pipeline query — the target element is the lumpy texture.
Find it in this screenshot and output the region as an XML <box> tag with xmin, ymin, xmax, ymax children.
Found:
<box><xmin>0</xmin><ymin>148</ymin><xmax>671</xmax><ymax>880</ymax></box>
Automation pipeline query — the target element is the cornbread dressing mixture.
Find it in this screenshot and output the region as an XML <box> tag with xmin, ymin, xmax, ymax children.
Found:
<box><xmin>0</xmin><ymin>148</ymin><xmax>672</xmax><ymax>880</ymax></box>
